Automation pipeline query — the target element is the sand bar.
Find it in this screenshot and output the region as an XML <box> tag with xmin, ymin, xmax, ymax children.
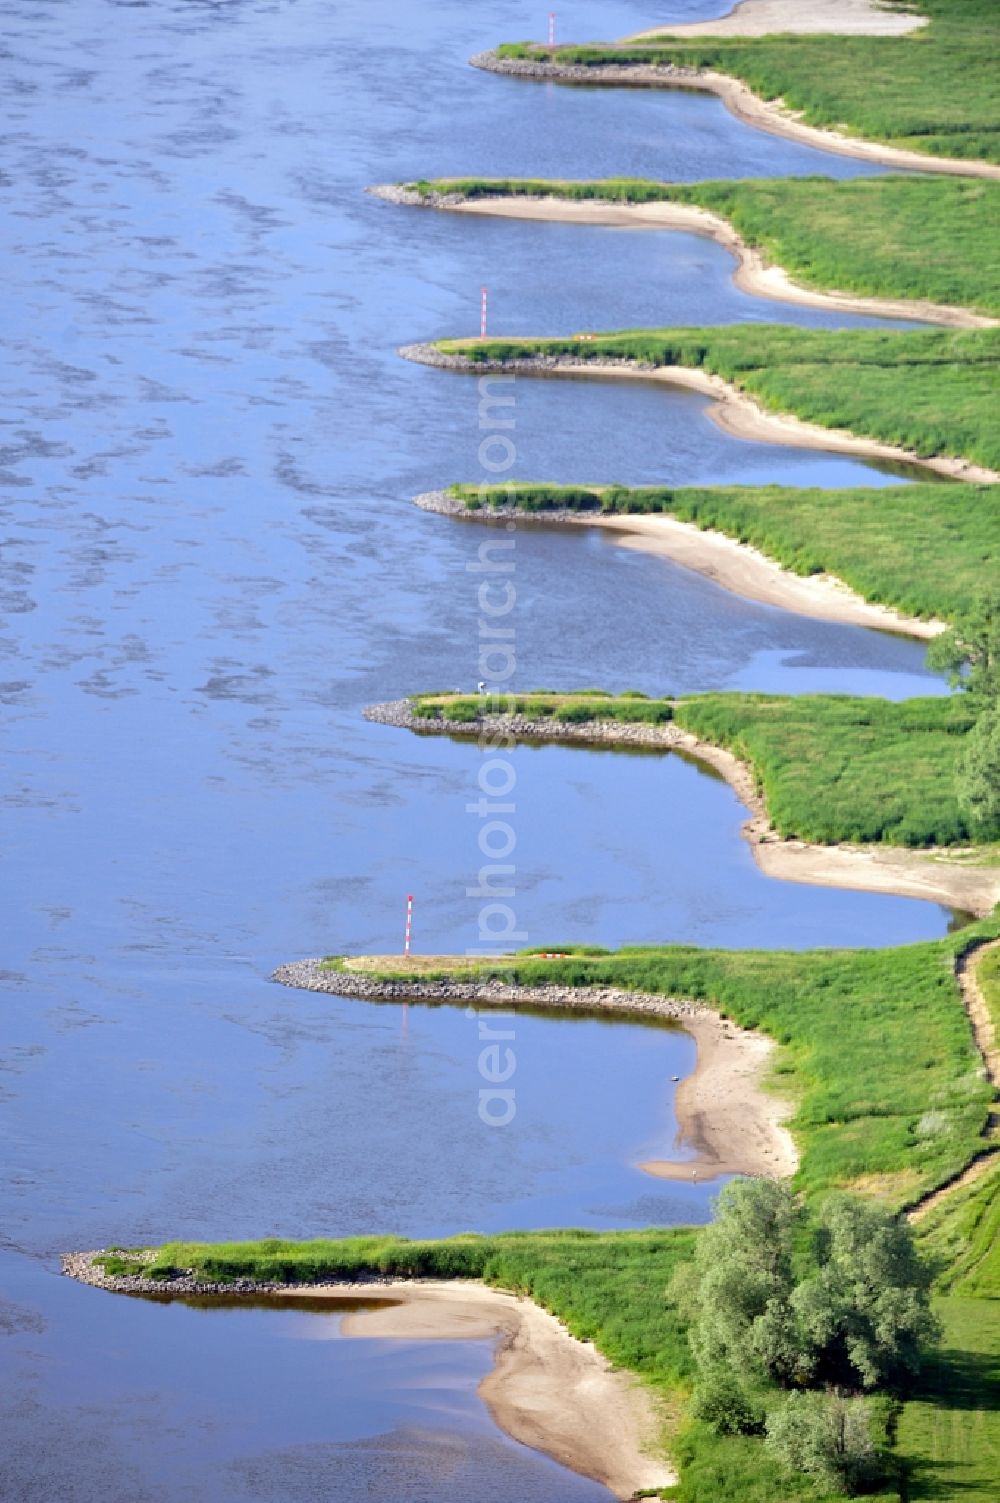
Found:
<box><xmin>402</xmin><ymin>343</ymin><xmax>1000</xmax><ymax>484</ymax></box>
<box><xmin>628</xmin><ymin>0</ymin><xmax>927</xmax><ymax>39</ymax></box>
<box><xmin>415</xmin><ymin>489</ymin><xmax>945</xmax><ymax>639</ymax></box>
<box><xmin>375</xmin><ymin>188</ymin><xmax>993</xmax><ymax>331</ymax></box>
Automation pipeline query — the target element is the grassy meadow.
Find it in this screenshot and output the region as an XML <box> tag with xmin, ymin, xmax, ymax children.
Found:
<box><xmin>895</xmin><ymin>1290</ymin><xmax>1000</xmax><ymax>1502</ymax></box>
<box><xmin>410</xmin><ymin>176</ymin><xmax>1000</xmax><ymax>317</ymax></box>
<box><xmin>672</xmin><ymin>693</ymin><xmax>986</xmax><ymax>846</ymax></box>
<box><xmin>496</xmin><ymin>0</ymin><xmax>1000</xmax><ymax>166</ymax></box>
<box><xmin>447</xmin><ymin>481</ymin><xmax>999</xmax><ymax>625</ymax></box>
<box><xmin>439</xmin><ymin>326</ymin><xmax>1000</xmax><ymax>474</ymax></box>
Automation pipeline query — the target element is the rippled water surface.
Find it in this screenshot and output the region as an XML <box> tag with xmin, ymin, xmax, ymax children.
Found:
<box><xmin>0</xmin><ymin>0</ymin><xmax>955</xmax><ymax>1498</ymax></box>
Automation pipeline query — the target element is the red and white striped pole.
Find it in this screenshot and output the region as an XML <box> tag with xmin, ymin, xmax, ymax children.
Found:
<box><xmin>404</xmin><ymin>894</ymin><xmax>414</xmax><ymax>957</ymax></box>
<box><xmin>480</xmin><ymin>285</ymin><xmax>488</xmax><ymax>339</ymax></box>
<box><xmin>548</xmin><ymin>11</ymin><xmax>556</xmax><ymax>46</ymax></box>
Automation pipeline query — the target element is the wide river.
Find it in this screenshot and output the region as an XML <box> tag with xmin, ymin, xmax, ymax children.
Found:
<box><xmin>0</xmin><ymin>1</ymin><xmax>957</xmax><ymax>1498</ymax></box>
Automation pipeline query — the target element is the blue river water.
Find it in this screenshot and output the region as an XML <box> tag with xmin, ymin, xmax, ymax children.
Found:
<box><xmin>0</xmin><ymin>1</ymin><xmax>956</xmax><ymax>1498</ymax></box>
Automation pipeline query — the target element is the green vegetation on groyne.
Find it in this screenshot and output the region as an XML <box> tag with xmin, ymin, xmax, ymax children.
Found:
<box><xmin>495</xmin><ymin>0</ymin><xmax>1000</xmax><ymax>167</ymax></box>
<box><xmin>435</xmin><ymin>325</ymin><xmax>1000</xmax><ymax>475</ymax></box>
<box><xmin>446</xmin><ymin>481</ymin><xmax>998</xmax><ymax>625</ymax></box>
<box><xmin>406</xmin><ymin>176</ymin><xmax>1000</xmax><ymax>317</ymax></box>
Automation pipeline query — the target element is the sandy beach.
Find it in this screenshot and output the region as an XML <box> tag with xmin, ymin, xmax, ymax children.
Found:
<box><xmin>415</xmin><ymin>489</ymin><xmax>945</xmax><ymax>639</ymax></box>
<box><xmin>341</xmin><ymin>1281</ymin><xmax>674</xmax><ymax>1499</ymax></box>
<box><xmin>628</xmin><ymin>0</ymin><xmax>927</xmax><ymax>39</ymax></box>
<box><xmin>410</xmin><ymin>192</ymin><xmax>993</xmax><ymax>331</ymax></box>
<box><xmin>634</xmin><ymin>1008</ymin><xmax>797</xmax><ymax>1181</ymax></box>
<box><xmin>402</xmin><ymin>343</ymin><xmax>1000</xmax><ymax>485</ymax></box>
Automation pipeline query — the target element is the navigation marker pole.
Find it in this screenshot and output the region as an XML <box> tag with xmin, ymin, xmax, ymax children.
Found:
<box><xmin>480</xmin><ymin>285</ymin><xmax>488</xmax><ymax>339</ymax></box>
<box><xmin>548</xmin><ymin>11</ymin><xmax>556</xmax><ymax>46</ymax></box>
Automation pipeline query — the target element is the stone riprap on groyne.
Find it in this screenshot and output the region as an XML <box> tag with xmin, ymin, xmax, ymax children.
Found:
<box><xmin>273</xmin><ymin>956</ymin><xmax>714</xmax><ymax>1026</ymax></box>
<box><xmin>62</xmin><ymin>1248</ymin><xmax>400</xmax><ymax>1297</ymax></box>
<box><xmin>470</xmin><ymin>48</ymin><xmax>702</xmax><ymax>89</ymax></box>
<box><xmin>415</xmin><ymin>488</ymin><xmax>601</xmax><ymax>524</ymax></box>
<box><xmin>362</xmin><ymin>696</ymin><xmax>687</xmax><ymax>750</ymax></box>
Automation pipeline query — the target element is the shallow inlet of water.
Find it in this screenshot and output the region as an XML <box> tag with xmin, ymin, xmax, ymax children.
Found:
<box><xmin>0</xmin><ymin>0</ymin><xmax>964</xmax><ymax>1498</ymax></box>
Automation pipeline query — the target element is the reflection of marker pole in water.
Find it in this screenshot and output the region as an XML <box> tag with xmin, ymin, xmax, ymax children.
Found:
<box><xmin>548</xmin><ymin>11</ymin><xmax>556</xmax><ymax>46</ymax></box>
<box><xmin>402</xmin><ymin>894</ymin><xmax>413</xmax><ymax>1037</ymax></box>
<box><xmin>480</xmin><ymin>285</ymin><xmax>488</xmax><ymax>339</ymax></box>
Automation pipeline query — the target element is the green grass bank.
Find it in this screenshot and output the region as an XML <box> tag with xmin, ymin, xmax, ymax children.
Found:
<box><xmin>409</xmin><ymin>176</ymin><xmax>1000</xmax><ymax>317</ymax></box>
<box><xmin>328</xmin><ymin>919</ymin><xmax>1000</xmax><ymax>1204</ymax></box>
<box><xmin>437</xmin><ymin>324</ymin><xmax>1000</xmax><ymax>474</ymax></box>
<box><xmin>411</xmin><ymin>690</ymin><xmax>997</xmax><ymax>846</ymax></box>
<box><xmin>446</xmin><ymin>481</ymin><xmax>999</xmax><ymax>625</ymax></box>
<box><xmin>496</xmin><ymin>0</ymin><xmax>1000</xmax><ymax>167</ymax></box>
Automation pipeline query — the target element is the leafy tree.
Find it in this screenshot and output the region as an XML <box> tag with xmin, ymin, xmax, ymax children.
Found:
<box><xmin>765</xmin><ymin>1392</ymin><xmax>886</xmax><ymax>1496</ymax></box>
<box><xmin>676</xmin><ymin>1184</ymin><xmax>939</xmax><ymax>1440</ymax></box>
<box><xmin>927</xmin><ymin>592</ymin><xmax>1000</xmax><ymax>834</ymax></box>
<box><xmin>927</xmin><ymin>590</ymin><xmax>1000</xmax><ymax>702</ymax></box>
<box><xmin>791</xmin><ymin>1195</ymin><xmax>939</xmax><ymax>1390</ymax></box>
<box><xmin>957</xmin><ymin>703</ymin><xmax>1000</xmax><ymax>835</ymax></box>
<box><xmin>691</xmin><ymin>1365</ymin><xmax>765</xmax><ymax>1436</ymax></box>
<box><xmin>678</xmin><ymin>1178</ymin><xmax>809</xmax><ymax>1386</ymax></box>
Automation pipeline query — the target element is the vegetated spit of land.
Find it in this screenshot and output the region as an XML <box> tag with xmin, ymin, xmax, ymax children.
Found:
<box><xmin>435</xmin><ymin>324</ymin><xmax>1000</xmax><ymax>476</ymax></box>
<box><xmin>496</xmin><ymin>0</ymin><xmax>1000</xmax><ymax>167</ymax></box>
<box><xmin>326</xmin><ymin>920</ymin><xmax>1000</xmax><ymax>1205</ymax></box>
<box><xmin>446</xmin><ymin>481</ymin><xmax>999</xmax><ymax>627</ymax></box>
<box><xmin>410</xmin><ymin>690</ymin><xmax>996</xmax><ymax>847</ymax></box>
<box><xmin>404</xmin><ymin>176</ymin><xmax>1000</xmax><ymax>320</ymax></box>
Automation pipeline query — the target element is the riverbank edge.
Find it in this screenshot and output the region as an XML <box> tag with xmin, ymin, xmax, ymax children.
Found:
<box><xmin>910</xmin><ymin>936</ymin><xmax>1000</xmax><ymax>1219</ymax></box>
<box><xmin>58</xmin><ymin>1257</ymin><xmax>675</xmax><ymax>1499</ymax></box>
<box><xmin>400</xmin><ymin>343</ymin><xmax>1000</xmax><ymax>485</ymax></box>
<box><xmin>274</xmin><ymin>956</ymin><xmax>799</xmax><ymax>1182</ymax></box>
<box><xmin>469</xmin><ymin>50</ymin><xmax>1000</xmax><ymax>183</ymax></box>
<box><xmin>414</xmin><ymin>488</ymin><xmax>945</xmax><ymax>639</ymax></box>
<box><xmin>372</xmin><ymin>185</ymin><xmax>995</xmax><ymax>331</ymax></box>
<box><xmin>364</xmin><ymin>698</ymin><xmax>1000</xmax><ymax>916</ymax></box>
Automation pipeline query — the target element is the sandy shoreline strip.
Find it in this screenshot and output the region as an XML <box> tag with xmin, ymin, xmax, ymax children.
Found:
<box><xmin>374</xmin><ymin>187</ymin><xmax>993</xmax><ymax>331</ymax></box>
<box><xmin>628</xmin><ymin>0</ymin><xmax>927</xmax><ymax>40</ymax></box>
<box><xmin>402</xmin><ymin>343</ymin><xmax>1000</xmax><ymax>485</ymax></box>
<box><xmin>276</xmin><ymin>954</ymin><xmax>799</xmax><ymax>1183</ymax></box>
<box><xmin>415</xmin><ymin>489</ymin><xmax>944</xmax><ymax>639</ymax></box>
<box><xmin>471</xmin><ymin>53</ymin><xmax>1000</xmax><ymax>183</ymax></box>
<box><xmin>343</xmin><ymin>1280</ymin><xmax>673</xmax><ymax>1498</ymax></box>
<box><xmin>60</xmin><ymin>1256</ymin><xmax>674</xmax><ymax>1500</ymax></box>
<box><xmin>365</xmin><ymin>699</ymin><xmax>1000</xmax><ymax>917</ymax></box>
